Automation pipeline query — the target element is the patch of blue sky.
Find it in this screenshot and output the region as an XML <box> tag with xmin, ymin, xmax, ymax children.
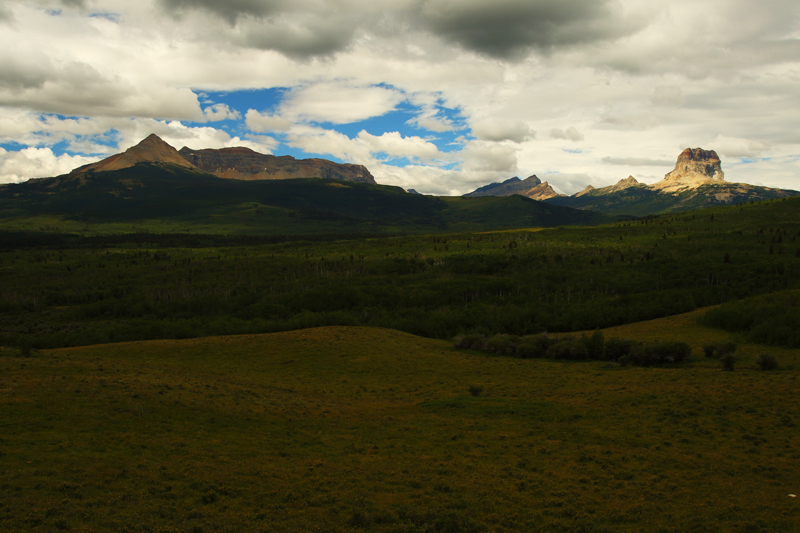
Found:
<box><xmin>45</xmin><ymin>9</ymin><xmax>62</xmax><ymax>16</ymax></box>
<box><xmin>184</xmin><ymin>88</ymin><xmax>287</xmax><ymax>139</ymax></box>
<box><xmin>734</xmin><ymin>157</ymin><xmax>770</xmax><ymax>165</ymax></box>
<box><xmin>562</xmin><ymin>149</ymin><xmax>584</xmax><ymax>154</ymax></box>
<box><xmin>88</xmin><ymin>12</ymin><xmax>120</xmax><ymax>23</ymax></box>
<box><xmin>50</xmin><ymin>139</ymin><xmax>75</xmax><ymax>155</ymax></box>
<box><xmin>0</xmin><ymin>141</ymin><xmax>28</xmax><ymax>152</ymax></box>
<box><xmin>184</xmin><ymin>87</ymin><xmax>468</xmax><ymax>162</ymax></box>
<box><xmin>330</xmin><ymin>102</ymin><xmax>466</xmax><ymax>153</ymax></box>
<box><xmin>263</xmin><ymin>138</ymin><xmax>328</xmax><ymax>162</ymax></box>
<box><xmin>199</xmin><ymin>88</ymin><xmax>287</xmax><ymax>115</ymax></box>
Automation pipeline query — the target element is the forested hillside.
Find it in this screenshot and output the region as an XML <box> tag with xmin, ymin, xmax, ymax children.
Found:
<box><xmin>2</xmin><ymin>197</ymin><xmax>799</xmax><ymax>350</ymax></box>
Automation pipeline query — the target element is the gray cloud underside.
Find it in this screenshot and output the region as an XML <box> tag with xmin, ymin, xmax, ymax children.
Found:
<box><xmin>155</xmin><ymin>0</ymin><xmax>636</xmax><ymax>60</ymax></box>
<box><xmin>241</xmin><ymin>16</ymin><xmax>356</xmax><ymax>58</ymax></box>
<box><xmin>418</xmin><ymin>0</ymin><xmax>632</xmax><ymax>59</ymax></box>
<box><xmin>160</xmin><ymin>0</ymin><xmax>279</xmax><ymax>24</ymax></box>
<box><xmin>602</xmin><ymin>157</ymin><xmax>673</xmax><ymax>167</ymax></box>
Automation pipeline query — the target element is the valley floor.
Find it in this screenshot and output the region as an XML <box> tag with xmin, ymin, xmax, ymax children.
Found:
<box><xmin>1</xmin><ymin>311</ymin><xmax>799</xmax><ymax>532</ymax></box>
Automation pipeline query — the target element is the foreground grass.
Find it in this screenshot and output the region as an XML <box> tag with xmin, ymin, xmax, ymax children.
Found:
<box><xmin>1</xmin><ymin>319</ymin><xmax>799</xmax><ymax>532</ymax></box>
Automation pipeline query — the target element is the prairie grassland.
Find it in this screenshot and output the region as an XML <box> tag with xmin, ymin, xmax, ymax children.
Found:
<box><xmin>1</xmin><ymin>319</ymin><xmax>799</xmax><ymax>532</ymax></box>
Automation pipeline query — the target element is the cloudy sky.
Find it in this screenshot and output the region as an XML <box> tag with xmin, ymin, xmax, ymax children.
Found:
<box><xmin>1</xmin><ymin>0</ymin><xmax>799</xmax><ymax>195</ymax></box>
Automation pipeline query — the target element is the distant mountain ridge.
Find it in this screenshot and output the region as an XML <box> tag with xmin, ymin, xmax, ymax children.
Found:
<box><xmin>467</xmin><ymin>148</ymin><xmax>798</xmax><ymax>216</ymax></box>
<box><xmin>463</xmin><ymin>175</ymin><xmax>561</xmax><ymax>200</ymax></box>
<box><xmin>68</xmin><ymin>134</ymin><xmax>375</xmax><ymax>185</ymax></box>
<box><xmin>0</xmin><ymin>134</ymin><xmax>614</xmax><ymax>233</ymax></box>
<box><xmin>178</xmin><ymin>146</ymin><xmax>375</xmax><ymax>184</ymax></box>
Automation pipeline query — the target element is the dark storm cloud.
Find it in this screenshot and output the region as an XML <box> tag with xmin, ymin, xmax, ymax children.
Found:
<box><xmin>241</xmin><ymin>15</ymin><xmax>356</xmax><ymax>58</ymax></box>
<box><xmin>417</xmin><ymin>0</ymin><xmax>634</xmax><ymax>59</ymax></box>
<box><xmin>159</xmin><ymin>0</ymin><xmax>279</xmax><ymax>24</ymax></box>
<box><xmin>156</xmin><ymin>0</ymin><xmax>638</xmax><ymax>61</ymax></box>
<box><xmin>158</xmin><ymin>0</ymin><xmax>356</xmax><ymax>58</ymax></box>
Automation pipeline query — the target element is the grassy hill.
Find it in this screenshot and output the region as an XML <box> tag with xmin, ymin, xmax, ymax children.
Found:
<box><xmin>2</xmin><ymin>317</ymin><xmax>798</xmax><ymax>532</ymax></box>
<box><xmin>0</xmin><ymin>163</ymin><xmax>611</xmax><ymax>234</ymax></box>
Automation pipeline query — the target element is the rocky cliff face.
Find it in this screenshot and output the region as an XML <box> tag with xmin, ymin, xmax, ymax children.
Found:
<box><xmin>544</xmin><ymin>148</ymin><xmax>798</xmax><ymax>215</ymax></box>
<box><xmin>178</xmin><ymin>147</ymin><xmax>376</xmax><ymax>184</ymax></box>
<box><xmin>651</xmin><ymin>148</ymin><xmax>725</xmax><ymax>192</ymax></box>
<box><xmin>523</xmin><ymin>181</ymin><xmax>560</xmax><ymax>200</ymax></box>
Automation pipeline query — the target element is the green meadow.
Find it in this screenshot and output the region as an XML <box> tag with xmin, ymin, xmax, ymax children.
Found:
<box><xmin>2</xmin><ymin>313</ymin><xmax>799</xmax><ymax>532</ymax></box>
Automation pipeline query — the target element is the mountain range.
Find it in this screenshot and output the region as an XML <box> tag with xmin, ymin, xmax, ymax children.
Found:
<box><xmin>466</xmin><ymin>148</ymin><xmax>798</xmax><ymax>216</ymax></box>
<box><xmin>0</xmin><ymin>134</ymin><xmax>612</xmax><ymax>233</ymax></box>
<box><xmin>3</xmin><ymin>135</ymin><xmax>793</xmax><ymax>234</ymax></box>
<box><xmin>68</xmin><ymin>134</ymin><xmax>375</xmax><ymax>184</ymax></box>
<box><xmin>463</xmin><ymin>174</ymin><xmax>560</xmax><ymax>201</ymax></box>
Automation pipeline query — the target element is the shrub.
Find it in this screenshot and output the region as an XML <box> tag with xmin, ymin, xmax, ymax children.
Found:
<box><xmin>704</xmin><ymin>342</ymin><xmax>736</xmax><ymax>358</ymax></box>
<box><xmin>468</xmin><ymin>384</ymin><xmax>484</xmax><ymax>397</ymax></box>
<box><xmin>519</xmin><ymin>334</ymin><xmax>551</xmax><ymax>358</ymax></box>
<box><xmin>583</xmin><ymin>330</ymin><xmax>605</xmax><ymax>360</ymax></box>
<box><xmin>721</xmin><ymin>353</ymin><xmax>736</xmax><ymax>371</ymax></box>
<box><xmin>755</xmin><ymin>353</ymin><xmax>778</xmax><ymax>371</ymax></box>
<box><xmin>718</xmin><ymin>342</ymin><xmax>737</xmax><ymax>356</ymax></box>
<box><xmin>605</xmin><ymin>337</ymin><xmax>635</xmax><ymax>361</ymax></box>
<box><xmin>546</xmin><ymin>340</ymin><xmax>589</xmax><ymax>360</ymax></box>
<box><xmin>486</xmin><ymin>334</ymin><xmax>518</xmax><ymax>355</ymax></box>
<box><xmin>646</xmin><ymin>341</ymin><xmax>692</xmax><ymax>364</ymax></box>
<box><xmin>621</xmin><ymin>341</ymin><xmax>691</xmax><ymax>366</ymax></box>
<box><xmin>453</xmin><ymin>334</ymin><xmax>486</xmax><ymax>351</ymax></box>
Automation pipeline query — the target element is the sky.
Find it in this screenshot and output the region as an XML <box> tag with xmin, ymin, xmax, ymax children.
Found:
<box><xmin>0</xmin><ymin>0</ymin><xmax>799</xmax><ymax>196</ymax></box>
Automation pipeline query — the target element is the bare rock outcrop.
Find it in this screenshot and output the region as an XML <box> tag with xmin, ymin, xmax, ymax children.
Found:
<box><xmin>651</xmin><ymin>148</ymin><xmax>725</xmax><ymax>192</ymax></box>
<box><xmin>522</xmin><ymin>181</ymin><xmax>561</xmax><ymax>200</ymax></box>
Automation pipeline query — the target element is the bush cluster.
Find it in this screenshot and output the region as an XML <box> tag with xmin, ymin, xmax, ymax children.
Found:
<box><xmin>453</xmin><ymin>330</ymin><xmax>692</xmax><ymax>366</ymax></box>
<box><xmin>702</xmin><ymin>342</ymin><xmax>737</xmax><ymax>358</ymax></box>
<box><xmin>755</xmin><ymin>353</ymin><xmax>778</xmax><ymax>371</ymax></box>
<box><xmin>702</xmin><ymin>342</ymin><xmax>739</xmax><ymax>371</ymax></box>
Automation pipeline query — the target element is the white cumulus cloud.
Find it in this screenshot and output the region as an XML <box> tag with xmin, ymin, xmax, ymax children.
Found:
<box><xmin>245</xmin><ymin>109</ymin><xmax>293</xmax><ymax>132</ymax></box>
<box><xmin>202</xmin><ymin>103</ymin><xmax>240</xmax><ymax>122</ymax></box>
<box><xmin>0</xmin><ymin>147</ymin><xmax>98</xmax><ymax>183</ymax></box>
<box><xmin>279</xmin><ymin>82</ymin><xmax>405</xmax><ymax>125</ymax></box>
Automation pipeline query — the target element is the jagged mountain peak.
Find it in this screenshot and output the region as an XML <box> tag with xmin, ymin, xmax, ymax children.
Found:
<box><xmin>463</xmin><ymin>174</ymin><xmax>541</xmax><ymax>197</ymax></box>
<box><xmin>70</xmin><ymin>134</ymin><xmax>199</xmax><ymax>176</ymax></box>
<box><xmin>523</xmin><ymin>181</ymin><xmax>561</xmax><ymax>201</ymax></box>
